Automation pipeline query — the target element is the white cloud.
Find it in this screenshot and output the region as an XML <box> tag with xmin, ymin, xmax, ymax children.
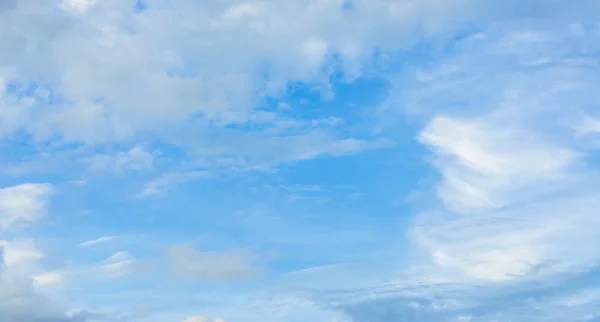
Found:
<box><xmin>165</xmin><ymin>244</ymin><xmax>260</xmax><ymax>282</ymax></box>
<box><xmin>78</xmin><ymin>236</ymin><xmax>118</xmax><ymax>247</ymax></box>
<box><xmin>419</xmin><ymin>116</ymin><xmax>577</xmax><ymax>215</ymax></box>
<box><xmin>85</xmin><ymin>145</ymin><xmax>155</xmax><ymax>173</ymax></box>
<box><xmin>0</xmin><ymin>238</ymin><xmax>44</xmax><ymax>269</ymax></box>
<box><xmin>178</xmin><ymin>128</ymin><xmax>395</xmax><ymax>171</ymax></box>
<box><xmin>414</xmin><ymin>117</ymin><xmax>588</xmax><ymax>281</ymax></box>
<box><xmin>0</xmin><ymin>239</ymin><xmax>112</xmax><ymax>321</ymax></box>
<box><xmin>320</xmin><ymin>19</ymin><xmax>600</xmax><ymax>322</ymax></box>
<box><xmin>222</xmin><ymin>2</ymin><xmax>263</xmax><ymax>21</ymax></box>
<box><xmin>0</xmin><ymin>0</ymin><xmax>499</xmax><ymax>145</ymax></box>
<box><xmin>405</xmin><ymin>24</ymin><xmax>600</xmax><ymax>283</ymax></box>
<box><xmin>0</xmin><ymin>238</ymin><xmax>63</xmax><ymax>289</ymax></box>
<box><xmin>0</xmin><ymin>183</ymin><xmax>54</xmax><ymax>231</ymax></box>
<box><xmin>100</xmin><ymin>251</ymin><xmax>135</xmax><ymax>279</ymax></box>
<box><xmin>60</xmin><ymin>0</ymin><xmax>98</xmax><ymax>15</ymax></box>
<box><xmin>578</xmin><ymin>114</ymin><xmax>600</xmax><ymax>135</ymax></box>
<box><xmin>0</xmin><ymin>256</ymin><xmax>79</xmax><ymax>322</ymax></box>
<box><xmin>301</xmin><ymin>38</ymin><xmax>329</xmax><ymax>68</ymax></box>
<box><xmin>0</xmin><ymin>183</ymin><xmax>64</xmax><ymax>295</ymax></box>
<box><xmin>2</xmin><ymin>0</ymin><xmax>400</xmax><ymax>176</ymax></box>
<box><xmin>136</xmin><ymin>171</ymin><xmax>207</xmax><ymax>198</ymax></box>
<box><xmin>0</xmin><ymin>74</ymin><xmax>5</xmax><ymax>97</ymax></box>
<box><xmin>33</xmin><ymin>271</ymin><xmax>63</xmax><ymax>286</ymax></box>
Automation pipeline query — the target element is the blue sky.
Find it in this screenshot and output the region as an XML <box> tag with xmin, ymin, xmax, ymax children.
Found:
<box><xmin>1</xmin><ymin>1</ymin><xmax>600</xmax><ymax>321</ymax></box>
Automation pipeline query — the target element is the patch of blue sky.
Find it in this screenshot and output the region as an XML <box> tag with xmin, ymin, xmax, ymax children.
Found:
<box><xmin>133</xmin><ymin>0</ymin><xmax>148</xmax><ymax>13</ymax></box>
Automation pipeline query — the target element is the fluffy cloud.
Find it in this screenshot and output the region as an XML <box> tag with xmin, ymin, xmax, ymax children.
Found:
<box><xmin>0</xmin><ymin>180</ymin><xmax>74</xmax><ymax>320</ymax></box>
<box><xmin>0</xmin><ymin>238</ymin><xmax>62</xmax><ymax>287</ymax></box>
<box><xmin>2</xmin><ymin>0</ymin><xmax>597</xmax><ymax>145</ymax></box>
<box><xmin>0</xmin><ymin>239</ymin><xmax>45</xmax><ymax>272</ymax></box>
<box><xmin>0</xmin><ymin>241</ymin><xmax>80</xmax><ymax>322</ymax></box>
<box><xmin>0</xmin><ymin>0</ymin><xmax>526</xmax><ymax>146</ymax></box>
<box><xmin>0</xmin><ymin>183</ymin><xmax>54</xmax><ymax>230</ymax></box>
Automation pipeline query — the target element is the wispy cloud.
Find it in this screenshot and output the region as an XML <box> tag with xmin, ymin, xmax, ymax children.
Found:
<box><xmin>136</xmin><ymin>171</ymin><xmax>208</xmax><ymax>198</ymax></box>
<box><xmin>100</xmin><ymin>251</ymin><xmax>135</xmax><ymax>279</ymax></box>
<box><xmin>70</xmin><ymin>179</ymin><xmax>87</xmax><ymax>185</ymax></box>
<box><xmin>78</xmin><ymin>236</ymin><xmax>118</xmax><ymax>247</ymax></box>
<box><xmin>403</xmin><ymin>24</ymin><xmax>600</xmax><ymax>286</ymax></box>
<box><xmin>415</xmin><ymin>114</ymin><xmax>597</xmax><ymax>282</ymax></box>
<box><xmin>165</xmin><ymin>244</ymin><xmax>261</xmax><ymax>283</ymax></box>
<box><xmin>329</xmin><ymin>19</ymin><xmax>600</xmax><ymax>322</ymax></box>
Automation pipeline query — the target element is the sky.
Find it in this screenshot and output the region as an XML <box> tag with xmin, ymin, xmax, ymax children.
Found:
<box><xmin>1</xmin><ymin>0</ymin><xmax>600</xmax><ymax>321</ymax></box>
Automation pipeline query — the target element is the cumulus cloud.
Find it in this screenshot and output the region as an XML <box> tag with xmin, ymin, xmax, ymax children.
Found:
<box><xmin>165</xmin><ymin>244</ymin><xmax>260</xmax><ymax>282</ymax></box>
<box><xmin>0</xmin><ymin>238</ymin><xmax>63</xmax><ymax>289</ymax></box>
<box><xmin>0</xmin><ymin>247</ymin><xmax>81</xmax><ymax>322</ymax></box>
<box><xmin>1</xmin><ymin>0</ymin><xmax>597</xmax><ymax>146</ymax></box>
<box><xmin>2</xmin><ymin>0</ymin><xmax>406</xmax><ymax>177</ymax></box>
<box><xmin>0</xmin><ymin>238</ymin><xmax>44</xmax><ymax>268</ymax></box>
<box><xmin>0</xmin><ymin>0</ymin><xmax>493</xmax><ymax>146</ymax></box>
<box><xmin>0</xmin><ymin>183</ymin><xmax>54</xmax><ymax>230</ymax></box>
